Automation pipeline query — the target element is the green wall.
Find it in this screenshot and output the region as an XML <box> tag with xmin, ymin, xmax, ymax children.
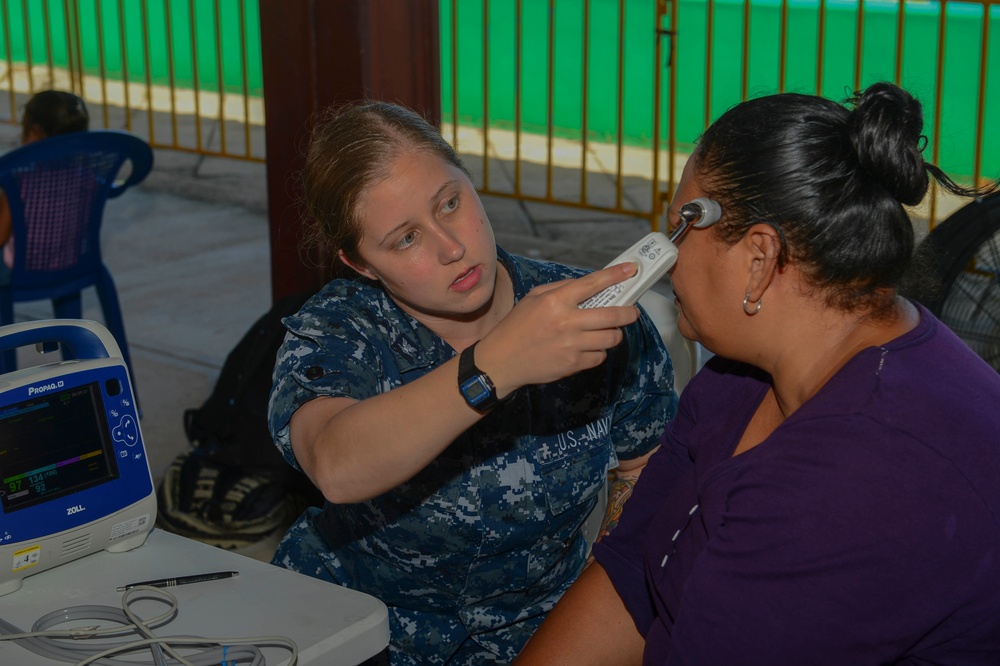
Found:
<box><xmin>0</xmin><ymin>0</ymin><xmax>262</xmax><ymax>95</ymax></box>
<box><xmin>440</xmin><ymin>0</ymin><xmax>1000</xmax><ymax>179</ymax></box>
<box><xmin>439</xmin><ymin>0</ymin><xmax>659</xmax><ymax>145</ymax></box>
<box><xmin>0</xmin><ymin>0</ymin><xmax>995</xmax><ymax>178</ymax></box>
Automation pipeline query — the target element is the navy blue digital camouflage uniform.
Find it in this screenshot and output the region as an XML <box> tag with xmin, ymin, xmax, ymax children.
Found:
<box><xmin>268</xmin><ymin>246</ymin><xmax>677</xmax><ymax>664</ymax></box>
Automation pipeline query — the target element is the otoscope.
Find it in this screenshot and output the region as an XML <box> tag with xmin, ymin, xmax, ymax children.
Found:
<box><xmin>668</xmin><ymin>197</ymin><xmax>723</xmax><ymax>245</ymax></box>
<box><xmin>578</xmin><ymin>196</ymin><xmax>723</xmax><ymax>308</ymax></box>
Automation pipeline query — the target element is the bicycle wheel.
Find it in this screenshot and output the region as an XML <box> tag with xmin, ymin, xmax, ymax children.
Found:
<box><xmin>916</xmin><ymin>192</ymin><xmax>1000</xmax><ymax>371</ymax></box>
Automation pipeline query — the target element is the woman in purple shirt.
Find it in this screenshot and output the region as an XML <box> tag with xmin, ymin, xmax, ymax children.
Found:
<box><xmin>517</xmin><ymin>82</ymin><xmax>1000</xmax><ymax>664</ymax></box>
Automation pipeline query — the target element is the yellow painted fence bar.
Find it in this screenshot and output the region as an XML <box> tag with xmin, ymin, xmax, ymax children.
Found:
<box><xmin>0</xmin><ymin>0</ymin><xmax>994</xmax><ymax>234</ymax></box>
<box><xmin>0</xmin><ymin>0</ymin><xmax>264</xmax><ymax>162</ymax></box>
<box><xmin>442</xmin><ymin>0</ymin><xmax>1000</xmax><ymax>231</ymax></box>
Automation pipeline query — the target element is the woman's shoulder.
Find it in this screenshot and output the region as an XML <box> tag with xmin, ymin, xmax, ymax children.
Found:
<box><xmin>674</xmin><ymin>355</ymin><xmax>770</xmax><ymax>426</ymax></box>
<box><xmin>283</xmin><ymin>278</ymin><xmax>395</xmax><ymax>340</ymax></box>
<box><xmin>501</xmin><ymin>248</ymin><xmax>590</xmax><ymax>289</ymax></box>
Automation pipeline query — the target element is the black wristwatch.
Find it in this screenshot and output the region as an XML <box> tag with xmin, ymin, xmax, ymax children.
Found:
<box><xmin>458</xmin><ymin>341</ymin><xmax>501</xmax><ymax>412</ymax></box>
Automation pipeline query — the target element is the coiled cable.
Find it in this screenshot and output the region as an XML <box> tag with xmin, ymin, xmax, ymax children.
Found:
<box><xmin>0</xmin><ymin>586</ymin><xmax>298</xmax><ymax>665</ymax></box>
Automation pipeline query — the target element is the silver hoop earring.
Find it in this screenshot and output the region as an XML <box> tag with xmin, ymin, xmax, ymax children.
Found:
<box><xmin>743</xmin><ymin>292</ymin><xmax>762</xmax><ymax>315</ymax></box>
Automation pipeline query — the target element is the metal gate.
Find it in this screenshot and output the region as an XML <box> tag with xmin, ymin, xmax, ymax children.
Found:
<box><xmin>0</xmin><ymin>1</ymin><xmax>995</xmax><ymax>230</ymax></box>
<box><xmin>655</xmin><ymin>0</ymin><xmax>1000</xmax><ymax>230</ymax></box>
<box><xmin>0</xmin><ymin>0</ymin><xmax>264</xmax><ymax>162</ymax></box>
<box><xmin>441</xmin><ymin>0</ymin><xmax>674</xmax><ymax>232</ymax></box>
<box><xmin>441</xmin><ymin>0</ymin><xmax>1000</xmax><ymax>232</ymax></box>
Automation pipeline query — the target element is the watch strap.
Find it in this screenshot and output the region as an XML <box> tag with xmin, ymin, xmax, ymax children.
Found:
<box><xmin>458</xmin><ymin>341</ymin><xmax>500</xmax><ymax>412</ymax></box>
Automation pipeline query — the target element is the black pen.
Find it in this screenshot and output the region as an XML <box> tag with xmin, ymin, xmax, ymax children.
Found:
<box><xmin>117</xmin><ymin>571</ymin><xmax>239</xmax><ymax>592</ymax></box>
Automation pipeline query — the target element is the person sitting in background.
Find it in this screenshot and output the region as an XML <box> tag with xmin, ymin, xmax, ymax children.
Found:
<box><xmin>0</xmin><ymin>89</ymin><xmax>90</xmax><ymax>283</ymax></box>
<box><xmin>516</xmin><ymin>81</ymin><xmax>1000</xmax><ymax>664</ymax></box>
<box><xmin>267</xmin><ymin>101</ymin><xmax>678</xmax><ymax>664</ymax></box>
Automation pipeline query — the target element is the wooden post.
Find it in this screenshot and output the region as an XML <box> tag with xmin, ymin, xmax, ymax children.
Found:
<box><xmin>258</xmin><ymin>0</ymin><xmax>441</xmax><ymax>301</ymax></box>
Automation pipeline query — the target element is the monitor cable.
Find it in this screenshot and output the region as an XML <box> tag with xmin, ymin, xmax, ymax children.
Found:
<box><xmin>0</xmin><ymin>585</ymin><xmax>298</xmax><ymax>665</ymax></box>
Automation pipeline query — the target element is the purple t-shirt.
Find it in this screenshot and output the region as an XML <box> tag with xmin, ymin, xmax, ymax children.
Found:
<box><xmin>594</xmin><ymin>304</ymin><xmax>1000</xmax><ymax>664</ymax></box>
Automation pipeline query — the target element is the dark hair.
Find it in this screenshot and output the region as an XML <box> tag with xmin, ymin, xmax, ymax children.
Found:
<box><xmin>692</xmin><ymin>81</ymin><xmax>996</xmax><ymax>317</ymax></box>
<box><xmin>22</xmin><ymin>90</ymin><xmax>89</xmax><ymax>138</ymax></box>
<box><xmin>300</xmin><ymin>101</ymin><xmax>468</xmax><ymax>271</ymax></box>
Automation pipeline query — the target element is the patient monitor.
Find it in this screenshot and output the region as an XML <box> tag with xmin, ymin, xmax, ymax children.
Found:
<box><xmin>0</xmin><ymin>320</ymin><xmax>155</xmax><ymax>596</ymax></box>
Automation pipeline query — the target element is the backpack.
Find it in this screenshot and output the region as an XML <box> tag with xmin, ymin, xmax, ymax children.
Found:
<box><xmin>156</xmin><ymin>291</ymin><xmax>324</xmax><ymax>549</ymax></box>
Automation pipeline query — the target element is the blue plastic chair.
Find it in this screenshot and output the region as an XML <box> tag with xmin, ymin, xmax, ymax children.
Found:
<box><xmin>0</xmin><ymin>130</ymin><xmax>153</xmax><ymax>388</ymax></box>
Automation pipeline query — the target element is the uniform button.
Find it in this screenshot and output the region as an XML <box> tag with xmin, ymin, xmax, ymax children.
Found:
<box><xmin>305</xmin><ymin>366</ymin><xmax>325</xmax><ymax>380</ymax></box>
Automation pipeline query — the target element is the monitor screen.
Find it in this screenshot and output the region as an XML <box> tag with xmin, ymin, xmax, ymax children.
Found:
<box><xmin>0</xmin><ymin>381</ymin><xmax>119</xmax><ymax>514</ymax></box>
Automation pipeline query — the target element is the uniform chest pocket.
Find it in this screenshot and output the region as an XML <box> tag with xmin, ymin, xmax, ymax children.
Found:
<box><xmin>535</xmin><ymin>416</ymin><xmax>614</xmax><ymax>516</ymax></box>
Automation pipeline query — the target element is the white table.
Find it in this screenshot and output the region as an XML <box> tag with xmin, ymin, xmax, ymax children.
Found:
<box><xmin>0</xmin><ymin>528</ymin><xmax>389</xmax><ymax>665</ymax></box>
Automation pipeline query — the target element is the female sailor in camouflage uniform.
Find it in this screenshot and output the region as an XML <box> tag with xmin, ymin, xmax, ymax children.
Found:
<box><xmin>268</xmin><ymin>101</ymin><xmax>677</xmax><ymax>664</ymax></box>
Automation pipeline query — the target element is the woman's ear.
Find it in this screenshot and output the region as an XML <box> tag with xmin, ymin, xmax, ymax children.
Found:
<box><xmin>743</xmin><ymin>224</ymin><xmax>782</xmax><ymax>303</ymax></box>
<box><xmin>337</xmin><ymin>249</ymin><xmax>378</xmax><ymax>281</ymax></box>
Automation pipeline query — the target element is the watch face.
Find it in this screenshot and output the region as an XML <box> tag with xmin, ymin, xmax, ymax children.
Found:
<box><xmin>460</xmin><ymin>376</ymin><xmax>490</xmax><ymax>406</ymax></box>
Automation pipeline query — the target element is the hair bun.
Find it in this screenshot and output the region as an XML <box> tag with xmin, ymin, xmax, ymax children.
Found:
<box><xmin>846</xmin><ymin>82</ymin><xmax>929</xmax><ymax>206</ymax></box>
